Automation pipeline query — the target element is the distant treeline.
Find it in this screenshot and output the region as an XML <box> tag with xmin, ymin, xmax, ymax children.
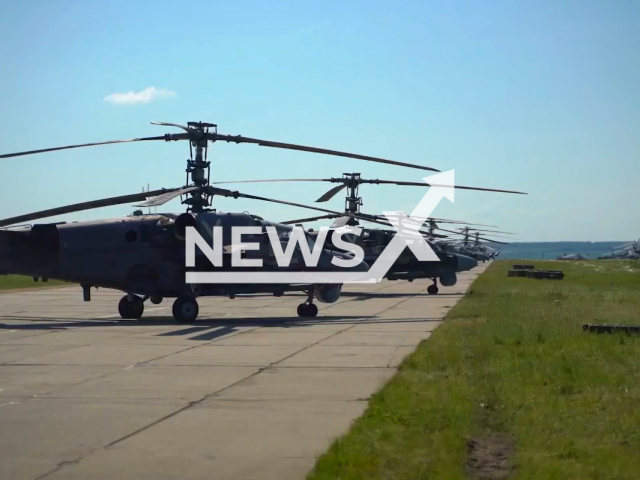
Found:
<box><xmin>486</xmin><ymin>242</ymin><xmax>633</xmax><ymax>260</ymax></box>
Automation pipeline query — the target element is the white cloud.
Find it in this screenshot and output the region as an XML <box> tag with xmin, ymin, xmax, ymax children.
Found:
<box><xmin>104</xmin><ymin>86</ymin><xmax>176</xmax><ymax>105</ymax></box>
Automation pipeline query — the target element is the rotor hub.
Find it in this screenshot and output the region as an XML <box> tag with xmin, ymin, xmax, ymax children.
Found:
<box><xmin>177</xmin><ymin>121</ymin><xmax>217</xmax><ymax>214</ymax></box>
<box><xmin>342</xmin><ymin>173</ymin><xmax>363</xmax><ymax>215</ymax></box>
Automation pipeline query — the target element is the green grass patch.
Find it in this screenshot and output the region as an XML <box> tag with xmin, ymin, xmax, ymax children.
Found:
<box><xmin>308</xmin><ymin>260</ymin><xmax>640</xmax><ymax>480</ymax></box>
<box><xmin>0</xmin><ymin>275</ymin><xmax>69</xmax><ymax>291</ymax></box>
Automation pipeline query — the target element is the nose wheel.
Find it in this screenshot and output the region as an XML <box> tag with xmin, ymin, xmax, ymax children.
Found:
<box><xmin>297</xmin><ymin>302</ymin><xmax>318</xmax><ymax>317</ymax></box>
<box><xmin>297</xmin><ymin>288</ymin><xmax>318</xmax><ymax>317</ymax></box>
<box><xmin>427</xmin><ymin>279</ymin><xmax>439</xmax><ymax>295</ymax></box>
<box><xmin>118</xmin><ymin>295</ymin><xmax>145</xmax><ymax>319</ymax></box>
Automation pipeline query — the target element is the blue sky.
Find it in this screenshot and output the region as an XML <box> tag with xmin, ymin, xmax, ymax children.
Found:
<box><xmin>1</xmin><ymin>0</ymin><xmax>639</xmax><ymax>241</ymax></box>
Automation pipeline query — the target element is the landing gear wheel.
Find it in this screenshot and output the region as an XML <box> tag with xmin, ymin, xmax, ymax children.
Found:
<box><xmin>129</xmin><ymin>297</ymin><xmax>144</xmax><ymax>318</ymax></box>
<box><xmin>172</xmin><ymin>295</ymin><xmax>199</xmax><ymax>323</ymax></box>
<box><xmin>427</xmin><ymin>284</ymin><xmax>439</xmax><ymax>295</ymax></box>
<box><xmin>118</xmin><ymin>296</ymin><xmax>131</xmax><ymax>319</ymax></box>
<box><xmin>118</xmin><ymin>295</ymin><xmax>145</xmax><ymax>319</ymax></box>
<box><xmin>297</xmin><ymin>303</ymin><xmax>318</xmax><ymax>318</ymax></box>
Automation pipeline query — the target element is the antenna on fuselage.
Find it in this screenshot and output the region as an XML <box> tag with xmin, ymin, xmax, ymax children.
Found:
<box><xmin>141</xmin><ymin>184</ymin><xmax>156</xmax><ymax>214</ymax></box>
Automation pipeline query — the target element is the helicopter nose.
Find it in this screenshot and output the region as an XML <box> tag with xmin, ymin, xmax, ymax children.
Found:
<box><xmin>458</xmin><ymin>254</ymin><xmax>478</xmax><ymax>272</ymax></box>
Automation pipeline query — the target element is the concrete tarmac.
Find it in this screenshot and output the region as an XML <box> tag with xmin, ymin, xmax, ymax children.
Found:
<box><xmin>0</xmin><ymin>263</ymin><xmax>489</xmax><ymax>480</ymax></box>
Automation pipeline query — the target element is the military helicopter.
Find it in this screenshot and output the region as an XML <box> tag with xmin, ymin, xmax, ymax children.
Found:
<box><xmin>609</xmin><ymin>239</ymin><xmax>640</xmax><ymax>256</ymax></box>
<box><xmin>597</xmin><ymin>243</ymin><xmax>640</xmax><ymax>260</ymax></box>
<box><xmin>557</xmin><ymin>253</ymin><xmax>588</xmax><ymax>260</ymax></box>
<box><xmin>0</xmin><ymin>121</ymin><xmax>447</xmax><ymax>322</ymax></box>
<box><xmin>211</xmin><ymin>172</ymin><xmax>526</xmax><ymax>294</ymax></box>
<box><xmin>597</xmin><ymin>250</ymin><xmax>640</xmax><ymax>260</ymax></box>
<box><xmin>434</xmin><ymin>226</ymin><xmax>515</xmax><ymax>262</ymax></box>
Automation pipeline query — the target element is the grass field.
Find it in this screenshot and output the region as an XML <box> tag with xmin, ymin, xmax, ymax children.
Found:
<box><xmin>0</xmin><ymin>275</ymin><xmax>69</xmax><ymax>291</ymax></box>
<box><xmin>308</xmin><ymin>260</ymin><xmax>640</xmax><ymax>480</ymax></box>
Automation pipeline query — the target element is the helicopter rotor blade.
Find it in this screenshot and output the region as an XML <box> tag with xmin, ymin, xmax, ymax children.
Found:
<box><xmin>361</xmin><ymin>179</ymin><xmax>527</xmax><ymax>195</ymax></box>
<box><xmin>210</xmin><ymin>134</ymin><xmax>440</xmax><ymax>172</ymax></box>
<box><xmin>441</xmin><ymin>234</ymin><xmax>508</xmax><ymax>246</ymax></box>
<box><xmin>150</xmin><ymin>121</ymin><xmax>191</xmax><ymax>132</ymax></box>
<box><xmin>0</xmin><ymin>136</ymin><xmax>169</xmax><ymax>159</ymax></box>
<box><xmin>462</xmin><ymin>232</ymin><xmax>511</xmax><ymax>245</ymax></box>
<box><xmin>472</xmin><ymin>233</ymin><xmax>515</xmax><ymax>240</ymax></box>
<box><xmin>207</xmin><ymin>179</ymin><xmax>503</xmax><ymax>228</ymax></box>
<box><xmin>280</xmin><ymin>211</ymin><xmax>447</xmax><ymax>238</ymax></box>
<box><xmin>133</xmin><ymin>186</ymin><xmax>200</xmax><ymax>207</ymax></box>
<box><xmin>0</xmin><ymin>188</ymin><xmax>174</xmax><ymax>228</ymax></box>
<box><xmin>352</xmin><ymin>212</ymin><xmax>449</xmax><ymax>238</ymax></box>
<box><xmin>373</xmin><ymin>213</ymin><xmax>497</xmax><ymax>227</ymax></box>
<box><xmin>432</xmin><ymin>220</ymin><xmax>498</xmax><ymax>227</ymax></box>
<box><xmin>210</xmin><ymin>179</ymin><xmax>333</xmax><ymax>185</ymax></box>
<box><xmin>423</xmin><ymin>218</ymin><xmax>471</xmax><ymax>225</ymax></box>
<box><xmin>438</xmin><ymin>228</ymin><xmax>512</xmax><ymax>244</ymax></box>
<box><xmin>208</xmin><ymin>176</ymin><xmax>526</xmax><ymax>197</ymax></box>
<box><xmin>314</xmin><ymin>211</ymin><xmax>498</xmax><ymax>229</ymax></box>
<box><xmin>430</xmin><ymin>227</ymin><xmax>464</xmax><ymax>236</ymax></box>
<box><xmin>205</xmin><ymin>186</ymin><xmax>442</xmax><ymax>234</ymax></box>
<box><xmin>461</xmin><ymin>228</ymin><xmax>517</xmax><ymax>235</ymax></box>
<box><xmin>280</xmin><ymin>214</ymin><xmax>340</xmax><ymax>225</ymax></box>
<box><xmin>615</xmin><ymin>242</ymin><xmax>636</xmax><ymax>250</ymax></box>
<box><xmin>206</xmin><ymin>187</ymin><xmax>371</xmax><ymax>223</ymax></box>
<box><xmin>316</xmin><ymin>184</ymin><xmax>348</xmax><ymax>202</ymax></box>
<box><xmin>330</xmin><ymin>216</ymin><xmax>354</xmax><ymax>228</ymax></box>
<box><xmin>476</xmin><ymin>236</ymin><xmax>509</xmax><ymax>245</ymax></box>
<box><xmin>1</xmin><ymin>124</ymin><xmax>444</xmax><ymax>175</ymax></box>
<box><xmin>449</xmin><ymin>230</ymin><xmax>515</xmax><ymax>240</ymax></box>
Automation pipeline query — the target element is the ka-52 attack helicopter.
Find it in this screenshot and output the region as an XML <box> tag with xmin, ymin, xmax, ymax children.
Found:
<box><xmin>597</xmin><ymin>250</ymin><xmax>640</xmax><ymax>260</ymax></box>
<box><xmin>436</xmin><ymin>226</ymin><xmax>516</xmax><ymax>262</ymax></box>
<box><xmin>211</xmin><ymin>172</ymin><xmax>527</xmax><ymax>294</ymax></box>
<box><xmin>597</xmin><ymin>241</ymin><xmax>640</xmax><ymax>260</ymax></box>
<box><xmin>557</xmin><ymin>253</ymin><xmax>588</xmax><ymax>260</ymax></box>
<box><xmin>0</xmin><ymin>121</ymin><xmax>476</xmax><ymax>322</ymax></box>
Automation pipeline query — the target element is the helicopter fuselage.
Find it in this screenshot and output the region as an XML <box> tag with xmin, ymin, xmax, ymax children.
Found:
<box><xmin>308</xmin><ymin>227</ymin><xmax>478</xmax><ymax>286</ymax></box>
<box><xmin>0</xmin><ymin>212</ymin><xmax>366</xmax><ymax>300</ymax></box>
